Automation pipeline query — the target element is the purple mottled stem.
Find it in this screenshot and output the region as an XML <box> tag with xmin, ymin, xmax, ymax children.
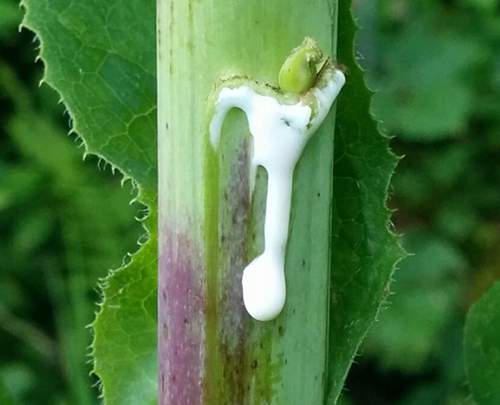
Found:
<box><xmin>159</xmin><ymin>232</ymin><xmax>204</xmax><ymax>405</ymax></box>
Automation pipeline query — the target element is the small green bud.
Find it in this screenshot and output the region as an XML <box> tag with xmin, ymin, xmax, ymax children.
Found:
<box><xmin>278</xmin><ymin>37</ymin><xmax>324</xmax><ymax>95</ymax></box>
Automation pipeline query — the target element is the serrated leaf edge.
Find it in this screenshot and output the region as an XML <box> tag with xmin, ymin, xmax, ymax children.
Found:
<box><xmin>19</xmin><ymin>1</ymin><xmax>154</xmax><ymax>400</ymax></box>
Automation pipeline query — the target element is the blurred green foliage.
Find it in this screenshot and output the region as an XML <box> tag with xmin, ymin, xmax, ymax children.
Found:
<box><xmin>347</xmin><ymin>0</ymin><xmax>500</xmax><ymax>404</ymax></box>
<box><xmin>0</xmin><ymin>0</ymin><xmax>141</xmax><ymax>403</ymax></box>
<box><xmin>0</xmin><ymin>0</ymin><xmax>499</xmax><ymax>404</ymax></box>
<box><xmin>464</xmin><ymin>281</ymin><xmax>500</xmax><ymax>405</ymax></box>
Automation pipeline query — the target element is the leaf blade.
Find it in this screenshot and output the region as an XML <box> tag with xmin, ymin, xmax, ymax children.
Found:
<box><xmin>327</xmin><ymin>1</ymin><xmax>405</xmax><ymax>400</ymax></box>
<box><xmin>21</xmin><ymin>0</ymin><xmax>158</xmax><ymax>403</ymax></box>
<box><xmin>464</xmin><ymin>281</ymin><xmax>500</xmax><ymax>405</ymax></box>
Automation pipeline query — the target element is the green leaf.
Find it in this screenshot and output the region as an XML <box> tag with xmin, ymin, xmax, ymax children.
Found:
<box><xmin>21</xmin><ymin>0</ymin><xmax>158</xmax><ymax>403</ymax></box>
<box><xmin>0</xmin><ymin>363</ymin><xmax>34</xmax><ymax>404</ymax></box>
<box><xmin>0</xmin><ymin>382</ymin><xmax>16</xmax><ymax>405</ymax></box>
<box><xmin>370</xmin><ymin>20</ymin><xmax>485</xmax><ymax>141</ymax></box>
<box><xmin>327</xmin><ymin>2</ymin><xmax>404</xmax><ymax>401</ymax></box>
<box><xmin>22</xmin><ymin>0</ymin><xmax>403</xmax><ymax>403</ymax></box>
<box><xmin>364</xmin><ymin>232</ymin><xmax>464</xmax><ymax>372</ymax></box>
<box><xmin>464</xmin><ymin>281</ymin><xmax>500</xmax><ymax>405</ymax></box>
<box><xmin>0</xmin><ymin>0</ymin><xmax>21</xmax><ymax>40</ymax></box>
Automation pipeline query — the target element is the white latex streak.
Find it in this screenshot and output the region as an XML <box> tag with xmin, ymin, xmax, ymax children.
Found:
<box><xmin>209</xmin><ymin>69</ymin><xmax>345</xmax><ymax>321</ymax></box>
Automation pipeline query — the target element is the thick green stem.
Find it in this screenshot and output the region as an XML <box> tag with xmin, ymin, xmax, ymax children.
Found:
<box><xmin>158</xmin><ymin>1</ymin><xmax>338</xmax><ymax>404</ymax></box>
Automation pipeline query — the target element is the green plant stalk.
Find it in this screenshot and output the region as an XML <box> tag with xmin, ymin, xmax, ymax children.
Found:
<box><xmin>158</xmin><ymin>1</ymin><xmax>339</xmax><ymax>403</ymax></box>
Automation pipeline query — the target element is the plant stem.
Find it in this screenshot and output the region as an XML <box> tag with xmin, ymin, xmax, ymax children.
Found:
<box><xmin>158</xmin><ymin>1</ymin><xmax>339</xmax><ymax>403</ymax></box>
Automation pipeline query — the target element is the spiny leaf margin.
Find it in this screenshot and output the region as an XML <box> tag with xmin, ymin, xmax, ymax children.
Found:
<box><xmin>327</xmin><ymin>1</ymin><xmax>406</xmax><ymax>401</ymax></box>
<box><xmin>20</xmin><ymin>0</ymin><xmax>158</xmax><ymax>403</ymax></box>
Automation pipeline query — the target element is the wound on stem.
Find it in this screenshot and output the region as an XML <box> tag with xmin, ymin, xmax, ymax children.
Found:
<box><xmin>209</xmin><ymin>38</ymin><xmax>345</xmax><ymax>321</ymax></box>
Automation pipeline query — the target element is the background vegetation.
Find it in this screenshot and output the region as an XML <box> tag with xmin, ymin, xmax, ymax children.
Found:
<box><xmin>0</xmin><ymin>2</ymin><xmax>141</xmax><ymax>403</ymax></box>
<box><xmin>0</xmin><ymin>0</ymin><xmax>498</xmax><ymax>404</ymax></box>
